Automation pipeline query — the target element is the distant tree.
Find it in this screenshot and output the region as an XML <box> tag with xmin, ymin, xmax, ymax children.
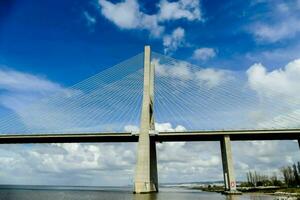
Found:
<box><xmin>297</xmin><ymin>162</ymin><xmax>300</xmax><ymax>180</ymax></box>
<box><xmin>246</xmin><ymin>171</ymin><xmax>276</xmax><ymax>187</ymax></box>
<box><xmin>271</xmin><ymin>173</ymin><xmax>283</xmax><ymax>187</ymax></box>
<box><xmin>244</xmin><ymin>162</ymin><xmax>300</xmax><ymax>188</ymax></box>
<box><xmin>281</xmin><ymin>166</ymin><xmax>295</xmax><ymax>187</ymax></box>
<box><xmin>293</xmin><ymin>163</ymin><xmax>300</xmax><ymax>186</ymax></box>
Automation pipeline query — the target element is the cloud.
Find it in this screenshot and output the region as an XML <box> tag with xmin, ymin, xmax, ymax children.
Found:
<box><xmin>98</xmin><ymin>0</ymin><xmax>164</xmax><ymax>37</ymax></box>
<box><xmin>0</xmin><ymin>68</ymin><xmax>64</xmax><ymax>93</ymax></box>
<box><xmin>0</xmin><ymin>65</ymin><xmax>144</xmax><ymax>134</ymax></box>
<box><xmin>249</xmin><ymin>1</ymin><xmax>300</xmax><ymax>43</ymax></box>
<box><xmin>192</xmin><ymin>48</ymin><xmax>216</xmax><ymax>61</ymax></box>
<box><xmin>123</xmin><ymin>122</ymin><xmax>186</xmax><ymax>132</ymax></box>
<box><xmin>158</xmin><ymin>0</ymin><xmax>202</xmax><ymax>21</ymax></box>
<box><xmin>0</xmin><ymin>67</ymin><xmax>73</xmax><ymax>114</ymax></box>
<box><xmin>124</xmin><ymin>124</ymin><xmax>139</xmax><ymax>133</ymax></box>
<box><xmin>0</xmin><ymin>67</ymin><xmax>88</xmax><ymax>133</ymax></box>
<box><xmin>247</xmin><ymin>59</ymin><xmax>300</xmax><ymax>100</ymax></box>
<box><xmin>163</xmin><ymin>27</ymin><xmax>185</xmax><ymax>54</ymax></box>
<box><xmin>97</xmin><ymin>0</ymin><xmax>202</xmax><ymax>52</ymax></box>
<box><xmin>98</xmin><ymin>0</ymin><xmax>140</xmax><ymax>29</ymax></box>
<box><xmin>245</xmin><ymin>42</ymin><xmax>300</xmax><ymax>68</ymax></box>
<box><xmin>83</xmin><ymin>11</ymin><xmax>97</xmax><ymax>27</ymax></box>
<box><xmin>0</xmin><ymin>143</ymin><xmax>137</xmax><ymax>186</ymax></box>
<box><xmin>155</xmin><ymin>122</ymin><xmax>186</xmax><ymax>132</ymax></box>
<box><xmin>246</xmin><ymin>58</ymin><xmax>300</xmax><ymax>129</ymax></box>
<box><xmin>252</xmin><ymin>18</ymin><xmax>300</xmax><ymax>43</ymax></box>
<box><xmin>153</xmin><ymin>58</ymin><xmax>192</xmax><ymax>80</ymax></box>
<box><xmin>153</xmin><ymin>58</ymin><xmax>231</xmax><ymax>88</ymax></box>
<box><xmin>195</xmin><ymin>68</ymin><xmax>230</xmax><ymax>88</ymax></box>
<box><xmin>257</xmin><ymin>109</ymin><xmax>300</xmax><ymax>128</ymax></box>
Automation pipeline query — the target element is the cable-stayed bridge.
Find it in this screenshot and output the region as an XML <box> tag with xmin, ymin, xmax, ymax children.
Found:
<box><xmin>0</xmin><ymin>46</ymin><xmax>299</xmax><ymax>194</ymax></box>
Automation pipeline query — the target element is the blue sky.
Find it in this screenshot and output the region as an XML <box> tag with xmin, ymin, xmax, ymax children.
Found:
<box><xmin>0</xmin><ymin>0</ymin><xmax>300</xmax><ymax>186</ymax></box>
<box><xmin>1</xmin><ymin>0</ymin><xmax>300</xmax><ymax>86</ymax></box>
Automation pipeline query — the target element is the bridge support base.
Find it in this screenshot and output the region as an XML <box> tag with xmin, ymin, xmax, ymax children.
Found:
<box><xmin>134</xmin><ymin>134</ymin><xmax>158</xmax><ymax>193</ymax></box>
<box><xmin>220</xmin><ymin>135</ymin><xmax>240</xmax><ymax>194</ymax></box>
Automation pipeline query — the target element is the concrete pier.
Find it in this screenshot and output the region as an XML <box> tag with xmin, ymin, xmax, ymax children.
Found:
<box><xmin>134</xmin><ymin>46</ymin><xmax>158</xmax><ymax>193</ymax></box>
<box><xmin>220</xmin><ymin>135</ymin><xmax>240</xmax><ymax>194</ymax></box>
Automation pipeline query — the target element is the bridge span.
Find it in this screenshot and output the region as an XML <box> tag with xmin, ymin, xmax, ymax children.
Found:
<box><xmin>0</xmin><ymin>129</ymin><xmax>300</xmax><ymax>143</ymax></box>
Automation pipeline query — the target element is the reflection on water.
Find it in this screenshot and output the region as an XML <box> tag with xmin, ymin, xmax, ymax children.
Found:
<box><xmin>134</xmin><ymin>193</ymin><xmax>157</xmax><ymax>200</ymax></box>
<box><xmin>0</xmin><ymin>186</ymin><xmax>275</xmax><ymax>200</ymax></box>
<box><xmin>133</xmin><ymin>192</ymin><xmax>274</xmax><ymax>200</ymax></box>
<box><xmin>226</xmin><ymin>195</ymin><xmax>240</xmax><ymax>200</ymax></box>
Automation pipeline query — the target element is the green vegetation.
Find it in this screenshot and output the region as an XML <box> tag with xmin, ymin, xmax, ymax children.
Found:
<box><xmin>241</xmin><ymin>162</ymin><xmax>300</xmax><ymax>188</ymax></box>
<box><xmin>240</xmin><ymin>171</ymin><xmax>283</xmax><ymax>187</ymax></box>
<box><xmin>281</xmin><ymin>162</ymin><xmax>300</xmax><ymax>187</ymax></box>
<box><xmin>238</xmin><ymin>161</ymin><xmax>300</xmax><ymax>196</ymax></box>
<box><xmin>199</xmin><ymin>162</ymin><xmax>300</xmax><ymax>197</ymax></box>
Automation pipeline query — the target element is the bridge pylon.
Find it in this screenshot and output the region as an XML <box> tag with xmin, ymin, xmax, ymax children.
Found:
<box><xmin>220</xmin><ymin>135</ymin><xmax>240</xmax><ymax>194</ymax></box>
<box><xmin>134</xmin><ymin>46</ymin><xmax>158</xmax><ymax>193</ymax></box>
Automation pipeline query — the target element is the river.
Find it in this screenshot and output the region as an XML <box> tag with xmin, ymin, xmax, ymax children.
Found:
<box><xmin>0</xmin><ymin>186</ymin><xmax>276</xmax><ymax>200</ymax></box>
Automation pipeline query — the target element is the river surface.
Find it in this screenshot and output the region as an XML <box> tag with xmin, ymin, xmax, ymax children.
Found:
<box><xmin>0</xmin><ymin>186</ymin><xmax>276</xmax><ymax>200</ymax></box>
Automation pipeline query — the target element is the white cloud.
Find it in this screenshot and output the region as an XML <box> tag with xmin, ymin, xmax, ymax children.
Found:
<box><xmin>245</xmin><ymin>42</ymin><xmax>300</xmax><ymax>68</ymax></box>
<box><xmin>252</xmin><ymin>18</ymin><xmax>300</xmax><ymax>43</ymax></box>
<box><xmin>98</xmin><ymin>0</ymin><xmax>163</xmax><ymax>37</ymax></box>
<box><xmin>195</xmin><ymin>68</ymin><xmax>230</xmax><ymax>88</ymax></box>
<box><xmin>0</xmin><ymin>68</ymin><xmax>76</xmax><ymax>116</ymax></box>
<box><xmin>232</xmin><ymin>140</ymin><xmax>299</xmax><ymax>179</ymax></box>
<box><xmin>123</xmin><ymin>122</ymin><xmax>186</xmax><ymax>132</ymax></box>
<box><xmin>83</xmin><ymin>11</ymin><xmax>97</xmax><ymax>27</ymax></box>
<box><xmin>168</xmin><ymin>62</ymin><xmax>192</xmax><ymax>80</ymax></box>
<box><xmin>192</xmin><ymin>48</ymin><xmax>216</xmax><ymax>61</ymax></box>
<box><xmin>155</xmin><ymin>122</ymin><xmax>186</xmax><ymax>132</ymax></box>
<box><xmin>247</xmin><ymin>59</ymin><xmax>300</xmax><ymax>100</ymax></box>
<box><xmin>98</xmin><ymin>0</ymin><xmax>140</xmax><ymax>29</ymax></box>
<box><xmin>0</xmin><ymin>143</ymin><xmax>137</xmax><ymax>186</ymax></box>
<box><xmin>124</xmin><ymin>124</ymin><xmax>139</xmax><ymax>133</ymax></box>
<box><xmin>153</xmin><ymin>58</ymin><xmax>231</xmax><ymax>88</ymax></box>
<box><xmin>0</xmin><ymin>67</ymin><xmax>87</xmax><ymax>133</ymax></box>
<box><xmin>0</xmin><ymin>64</ymin><xmax>149</xmax><ymax>134</ymax></box>
<box><xmin>0</xmin><ymin>68</ymin><xmax>64</xmax><ymax>93</ymax></box>
<box><xmin>158</xmin><ymin>0</ymin><xmax>202</xmax><ymax>21</ymax></box>
<box><xmin>246</xmin><ymin>58</ymin><xmax>300</xmax><ymax>129</ymax></box>
<box><xmin>249</xmin><ymin>1</ymin><xmax>300</xmax><ymax>43</ymax></box>
<box><xmin>97</xmin><ymin>0</ymin><xmax>202</xmax><ymax>52</ymax></box>
<box><xmin>257</xmin><ymin>109</ymin><xmax>300</xmax><ymax>128</ymax></box>
<box><xmin>163</xmin><ymin>27</ymin><xmax>185</xmax><ymax>54</ymax></box>
<box><xmin>153</xmin><ymin>58</ymin><xmax>192</xmax><ymax>80</ymax></box>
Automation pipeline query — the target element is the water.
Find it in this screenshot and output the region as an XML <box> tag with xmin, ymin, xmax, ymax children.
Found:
<box><xmin>0</xmin><ymin>186</ymin><xmax>275</xmax><ymax>200</ymax></box>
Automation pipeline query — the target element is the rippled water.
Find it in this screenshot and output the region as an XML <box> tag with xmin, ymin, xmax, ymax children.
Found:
<box><xmin>0</xmin><ymin>186</ymin><xmax>275</xmax><ymax>200</ymax></box>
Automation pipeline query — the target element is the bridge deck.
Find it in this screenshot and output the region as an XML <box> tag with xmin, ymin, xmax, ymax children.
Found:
<box><xmin>0</xmin><ymin>129</ymin><xmax>299</xmax><ymax>144</ymax></box>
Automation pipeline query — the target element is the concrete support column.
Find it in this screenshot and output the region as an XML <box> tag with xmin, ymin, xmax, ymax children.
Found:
<box><xmin>134</xmin><ymin>133</ymin><xmax>158</xmax><ymax>193</ymax></box>
<box><xmin>134</xmin><ymin>46</ymin><xmax>158</xmax><ymax>193</ymax></box>
<box><xmin>220</xmin><ymin>135</ymin><xmax>237</xmax><ymax>193</ymax></box>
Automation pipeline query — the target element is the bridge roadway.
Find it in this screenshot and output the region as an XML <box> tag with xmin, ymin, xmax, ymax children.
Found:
<box><xmin>0</xmin><ymin>129</ymin><xmax>299</xmax><ymax>144</ymax></box>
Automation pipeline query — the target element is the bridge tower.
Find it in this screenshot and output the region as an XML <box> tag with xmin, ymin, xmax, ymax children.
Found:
<box><xmin>220</xmin><ymin>135</ymin><xmax>239</xmax><ymax>194</ymax></box>
<box><xmin>134</xmin><ymin>46</ymin><xmax>158</xmax><ymax>193</ymax></box>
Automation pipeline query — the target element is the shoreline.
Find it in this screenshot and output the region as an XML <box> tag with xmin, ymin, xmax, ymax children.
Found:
<box><xmin>185</xmin><ymin>185</ymin><xmax>300</xmax><ymax>198</ymax></box>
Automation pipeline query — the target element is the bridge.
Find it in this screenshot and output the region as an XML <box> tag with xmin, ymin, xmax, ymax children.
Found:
<box><xmin>0</xmin><ymin>46</ymin><xmax>299</xmax><ymax>194</ymax></box>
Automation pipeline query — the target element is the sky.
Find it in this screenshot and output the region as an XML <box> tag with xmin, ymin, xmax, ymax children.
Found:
<box><xmin>0</xmin><ymin>0</ymin><xmax>300</xmax><ymax>186</ymax></box>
